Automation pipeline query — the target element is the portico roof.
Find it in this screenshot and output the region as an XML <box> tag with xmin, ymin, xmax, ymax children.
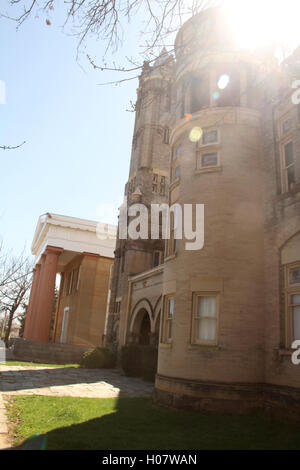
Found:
<box><xmin>31</xmin><ymin>212</ymin><xmax>117</xmax><ymax>267</ymax></box>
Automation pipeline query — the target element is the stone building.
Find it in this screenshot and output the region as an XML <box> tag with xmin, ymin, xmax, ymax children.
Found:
<box><xmin>107</xmin><ymin>7</ymin><xmax>300</xmax><ymax>416</ymax></box>
<box><xmin>23</xmin><ymin>213</ymin><xmax>116</xmax><ymax>355</ymax></box>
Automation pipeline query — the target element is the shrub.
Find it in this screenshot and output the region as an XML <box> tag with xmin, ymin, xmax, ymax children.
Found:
<box><xmin>121</xmin><ymin>344</ymin><xmax>158</xmax><ymax>382</ymax></box>
<box><xmin>80</xmin><ymin>347</ymin><xmax>116</xmax><ymax>369</ymax></box>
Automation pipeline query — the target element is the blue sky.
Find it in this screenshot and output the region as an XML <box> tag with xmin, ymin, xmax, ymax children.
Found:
<box><xmin>0</xmin><ymin>4</ymin><xmax>139</xmax><ymax>258</ymax></box>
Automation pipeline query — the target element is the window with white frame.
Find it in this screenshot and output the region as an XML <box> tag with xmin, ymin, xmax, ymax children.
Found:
<box><xmin>192</xmin><ymin>294</ymin><xmax>218</xmax><ymax>345</ymax></box>
<box><xmin>290</xmin><ymin>293</ymin><xmax>300</xmax><ymax>341</ymax></box>
<box><xmin>285</xmin><ymin>262</ymin><xmax>300</xmax><ymax>344</ymax></box>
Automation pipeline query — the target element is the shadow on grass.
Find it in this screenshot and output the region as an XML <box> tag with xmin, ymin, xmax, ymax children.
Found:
<box><xmin>13</xmin><ymin>396</ymin><xmax>300</xmax><ymax>451</ymax></box>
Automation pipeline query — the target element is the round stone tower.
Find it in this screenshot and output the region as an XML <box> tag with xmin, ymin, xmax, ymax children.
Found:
<box><xmin>155</xmin><ymin>7</ymin><xmax>274</xmax><ymax>413</ymax></box>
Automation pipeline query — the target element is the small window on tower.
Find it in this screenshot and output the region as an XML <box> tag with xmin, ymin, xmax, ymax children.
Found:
<box><xmin>197</xmin><ymin>152</ymin><xmax>219</xmax><ymax>170</ymax></box>
<box><xmin>203</xmin><ymin>130</ymin><xmax>218</xmax><ymax>145</ymax></box>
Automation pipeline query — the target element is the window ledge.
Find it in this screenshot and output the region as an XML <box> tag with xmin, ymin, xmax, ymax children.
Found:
<box><xmin>159</xmin><ymin>343</ymin><xmax>172</xmax><ymax>349</ymax></box>
<box><xmin>188</xmin><ymin>344</ymin><xmax>220</xmax><ymax>351</ymax></box>
<box><xmin>195</xmin><ymin>167</ymin><xmax>222</xmax><ymax>175</ymax></box>
<box><xmin>277</xmin><ymin>182</ymin><xmax>300</xmax><ymax>200</ymax></box>
<box><xmin>164</xmin><ymin>253</ymin><xmax>177</xmax><ymax>263</ymax></box>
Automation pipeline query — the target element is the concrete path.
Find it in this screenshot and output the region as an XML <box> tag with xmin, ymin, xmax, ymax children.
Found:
<box><xmin>0</xmin><ymin>394</ymin><xmax>9</xmax><ymax>449</ymax></box>
<box><xmin>0</xmin><ymin>365</ymin><xmax>154</xmax><ymax>398</ymax></box>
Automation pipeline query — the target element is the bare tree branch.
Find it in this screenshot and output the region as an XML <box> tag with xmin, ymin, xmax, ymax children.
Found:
<box><xmin>1</xmin><ymin>0</ymin><xmax>219</xmax><ymax>81</ymax></box>
<box><xmin>0</xmin><ymin>141</ymin><xmax>26</xmax><ymax>150</ymax></box>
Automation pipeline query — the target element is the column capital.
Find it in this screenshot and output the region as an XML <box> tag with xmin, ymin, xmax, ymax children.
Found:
<box><xmin>45</xmin><ymin>246</ymin><xmax>64</xmax><ymax>256</ymax></box>
<box><xmin>82</xmin><ymin>252</ymin><xmax>100</xmax><ymax>260</ymax></box>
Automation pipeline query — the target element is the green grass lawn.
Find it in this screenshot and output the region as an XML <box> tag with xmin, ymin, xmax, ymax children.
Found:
<box><xmin>0</xmin><ymin>361</ymin><xmax>79</xmax><ymax>368</ymax></box>
<box><xmin>6</xmin><ymin>395</ymin><xmax>300</xmax><ymax>450</ymax></box>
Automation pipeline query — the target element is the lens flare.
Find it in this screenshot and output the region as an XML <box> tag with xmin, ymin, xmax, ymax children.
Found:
<box><xmin>189</xmin><ymin>127</ymin><xmax>203</xmax><ymax>143</ymax></box>
<box><xmin>218</xmin><ymin>74</ymin><xmax>230</xmax><ymax>90</ymax></box>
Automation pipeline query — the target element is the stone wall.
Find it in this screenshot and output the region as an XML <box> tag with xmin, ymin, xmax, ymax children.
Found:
<box><xmin>11</xmin><ymin>338</ymin><xmax>90</xmax><ymax>364</ymax></box>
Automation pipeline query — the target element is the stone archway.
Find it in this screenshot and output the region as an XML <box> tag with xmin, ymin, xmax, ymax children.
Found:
<box><xmin>130</xmin><ymin>308</ymin><xmax>151</xmax><ymax>345</ymax></box>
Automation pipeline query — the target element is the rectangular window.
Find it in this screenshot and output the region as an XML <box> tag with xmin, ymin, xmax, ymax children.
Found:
<box><xmin>284</xmin><ymin>263</ymin><xmax>300</xmax><ymax>346</ymax></box>
<box><xmin>282</xmin><ymin>141</ymin><xmax>295</xmax><ymax>191</ymax></box>
<box><xmin>290</xmin><ymin>294</ymin><xmax>300</xmax><ymax>341</ymax></box>
<box><xmin>290</xmin><ymin>266</ymin><xmax>300</xmax><ymax>286</ymax></box>
<box><xmin>282</xmin><ymin>118</ymin><xmax>292</xmax><ymax>134</ymax></box>
<box><xmin>201</xmin><ymin>152</ymin><xmax>218</xmax><ymax>168</ymax></box>
<box><xmin>163</xmin><ymin>296</ymin><xmax>174</xmax><ymax>343</ymax></box>
<box><xmin>192</xmin><ymin>294</ymin><xmax>218</xmax><ymax>345</ymax></box>
<box><xmin>197</xmin><ymin>151</ymin><xmax>219</xmax><ymax>170</ymax></box>
<box><xmin>203</xmin><ymin>129</ymin><xmax>218</xmax><ymax>145</ymax></box>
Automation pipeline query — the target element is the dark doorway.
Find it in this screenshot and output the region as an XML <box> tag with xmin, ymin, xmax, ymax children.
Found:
<box><xmin>139</xmin><ymin>312</ymin><xmax>151</xmax><ymax>345</ymax></box>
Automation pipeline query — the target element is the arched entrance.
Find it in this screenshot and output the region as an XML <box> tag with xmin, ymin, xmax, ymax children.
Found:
<box><xmin>139</xmin><ymin>312</ymin><xmax>151</xmax><ymax>345</ymax></box>
<box><xmin>131</xmin><ymin>308</ymin><xmax>151</xmax><ymax>345</ymax></box>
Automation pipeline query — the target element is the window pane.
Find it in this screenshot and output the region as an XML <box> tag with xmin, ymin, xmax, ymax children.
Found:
<box><xmin>203</xmin><ymin>130</ymin><xmax>218</xmax><ymax>144</ymax></box>
<box><xmin>282</xmin><ymin>119</ymin><xmax>292</xmax><ymax>134</ymax></box>
<box><xmin>174</xmin><ymin>166</ymin><xmax>180</xmax><ymax>179</ymax></box>
<box><xmin>168</xmin><ymin>298</ymin><xmax>174</xmax><ymax>316</ymax></box>
<box><xmin>197</xmin><ymin>318</ymin><xmax>216</xmax><ymax>341</ymax></box>
<box><xmin>153</xmin><ymin>252</ymin><xmax>160</xmax><ymax>267</ymax></box>
<box><xmin>293</xmin><ymin>306</ymin><xmax>300</xmax><ymax>340</ymax></box>
<box><xmin>197</xmin><ymin>296</ymin><xmax>216</xmax><ymax>318</ymax></box>
<box><xmin>285</xmin><ymin>142</ymin><xmax>294</xmax><ymax>166</ymax></box>
<box><xmin>201</xmin><ymin>153</ymin><xmax>218</xmax><ymax>167</ymax></box>
<box><xmin>287</xmin><ymin>165</ymin><xmax>295</xmax><ymax>186</ymax></box>
<box><xmin>176</xmin><ymin>144</ymin><xmax>182</xmax><ymax>159</ymax></box>
<box><xmin>291</xmin><ymin>294</ymin><xmax>300</xmax><ymax>305</ymax></box>
<box><xmin>290</xmin><ymin>267</ymin><xmax>300</xmax><ymax>285</ymax></box>
<box><xmin>168</xmin><ymin>320</ymin><xmax>173</xmax><ymax>340</ymax></box>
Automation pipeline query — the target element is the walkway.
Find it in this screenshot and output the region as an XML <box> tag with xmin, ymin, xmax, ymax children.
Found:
<box><xmin>0</xmin><ymin>365</ymin><xmax>154</xmax><ymax>398</ymax></box>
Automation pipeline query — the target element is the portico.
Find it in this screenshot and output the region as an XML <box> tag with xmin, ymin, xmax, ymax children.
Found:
<box><xmin>24</xmin><ymin>213</ymin><xmax>116</xmax><ymax>346</ymax></box>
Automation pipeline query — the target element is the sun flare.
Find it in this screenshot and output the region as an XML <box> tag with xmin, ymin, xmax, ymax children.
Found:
<box><xmin>224</xmin><ymin>0</ymin><xmax>300</xmax><ymax>54</ymax></box>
